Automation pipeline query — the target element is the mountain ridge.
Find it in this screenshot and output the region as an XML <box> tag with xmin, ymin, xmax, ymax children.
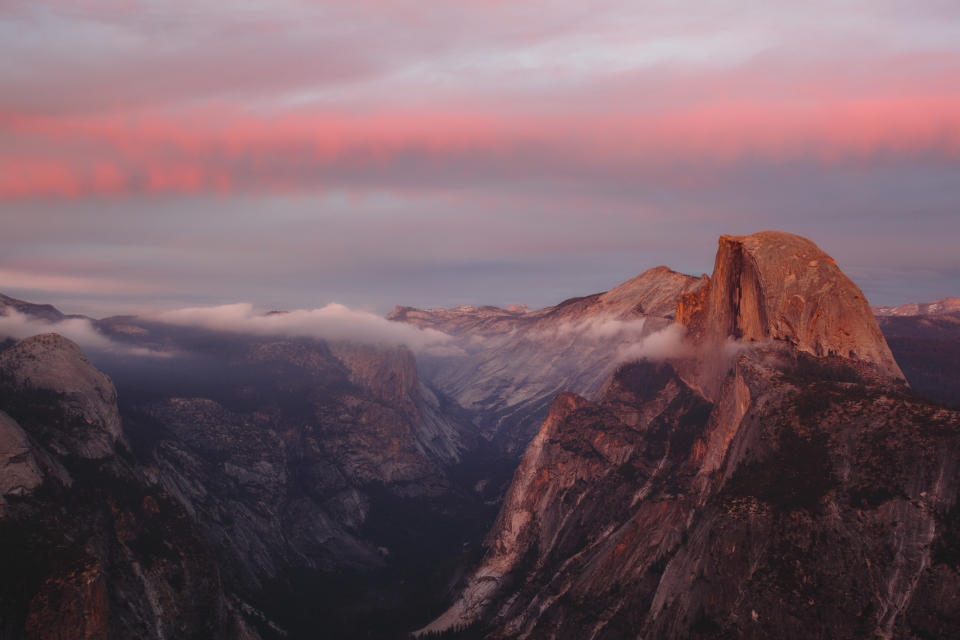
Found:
<box><xmin>874</xmin><ymin>297</ymin><xmax>960</xmax><ymax>317</ymax></box>
<box><xmin>2</xmin><ymin>235</ymin><xmax>960</xmax><ymax>638</ymax></box>
<box><xmin>388</xmin><ymin>266</ymin><xmax>707</xmax><ymax>457</ymax></box>
<box><xmin>420</xmin><ymin>231</ymin><xmax>960</xmax><ymax>639</ymax></box>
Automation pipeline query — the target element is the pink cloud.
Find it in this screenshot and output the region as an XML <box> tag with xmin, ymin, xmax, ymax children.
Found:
<box><xmin>3</xmin><ymin>2</ymin><xmax>960</xmax><ymax>201</ymax></box>
<box><xmin>2</xmin><ymin>87</ymin><xmax>959</xmax><ymax>200</ymax></box>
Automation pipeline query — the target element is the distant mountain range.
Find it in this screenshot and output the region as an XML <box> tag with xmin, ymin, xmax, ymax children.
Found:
<box><xmin>873</xmin><ymin>297</ymin><xmax>960</xmax><ymax>317</ymax></box>
<box><xmin>873</xmin><ymin>303</ymin><xmax>960</xmax><ymax>416</ymax></box>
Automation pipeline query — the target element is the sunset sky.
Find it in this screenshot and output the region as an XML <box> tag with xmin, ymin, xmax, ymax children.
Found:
<box><xmin>2</xmin><ymin>0</ymin><xmax>959</xmax><ymax>317</ymax></box>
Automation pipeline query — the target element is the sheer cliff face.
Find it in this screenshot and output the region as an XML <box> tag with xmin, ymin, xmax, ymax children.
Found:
<box><xmin>677</xmin><ymin>232</ymin><xmax>904</xmax><ymax>382</ymax></box>
<box><xmin>424</xmin><ymin>232</ymin><xmax>960</xmax><ymax>639</ymax></box>
<box><xmin>0</xmin><ymin>334</ymin><xmax>246</xmax><ymax>640</ymax></box>
<box><xmin>390</xmin><ymin>266</ymin><xmax>707</xmax><ymax>454</ymax></box>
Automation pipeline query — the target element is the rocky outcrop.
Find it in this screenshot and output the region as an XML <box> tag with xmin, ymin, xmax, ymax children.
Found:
<box><xmin>0</xmin><ymin>334</ymin><xmax>122</xmax><ymax>458</ymax></box>
<box><xmin>0</xmin><ymin>411</ymin><xmax>43</xmax><ymax>509</ymax></box>
<box><xmin>328</xmin><ymin>341</ymin><xmax>470</xmax><ymax>464</ymax></box>
<box><xmin>677</xmin><ymin>231</ymin><xmax>904</xmax><ymax>381</ymax></box>
<box><xmin>0</xmin><ymin>334</ymin><xmax>248</xmax><ymax>639</ymax></box>
<box><xmin>424</xmin><ymin>232</ymin><xmax>960</xmax><ymax>639</ymax></box>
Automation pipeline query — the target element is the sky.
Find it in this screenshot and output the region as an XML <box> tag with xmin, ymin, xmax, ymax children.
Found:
<box><xmin>1</xmin><ymin>0</ymin><xmax>959</xmax><ymax>318</ymax></box>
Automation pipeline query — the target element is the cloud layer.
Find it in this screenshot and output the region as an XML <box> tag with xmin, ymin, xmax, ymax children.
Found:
<box><xmin>0</xmin><ymin>308</ymin><xmax>112</xmax><ymax>350</ymax></box>
<box><xmin>615</xmin><ymin>324</ymin><xmax>692</xmax><ymax>363</ymax></box>
<box><xmin>3</xmin><ymin>1</ymin><xmax>960</xmax><ymax>200</ymax></box>
<box><xmin>152</xmin><ymin>303</ymin><xmax>460</xmax><ymax>354</ymax></box>
<box><xmin>1</xmin><ymin>301</ymin><xmax>462</xmax><ymax>358</ymax></box>
<box><xmin>0</xmin><ymin>308</ymin><xmax>164</xmax><ymax>357</ymax></box>
<box><xmin>4</xmin><ymin>94</ymin><xmax>959</xmax><ymax>200</ymax></box>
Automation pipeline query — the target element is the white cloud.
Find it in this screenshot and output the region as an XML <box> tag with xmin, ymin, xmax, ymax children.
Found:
<box><xmin>0</xmin><ymin>308</ymin><xmax>166</xmax><ymax>357</ymax></box>
<box><xmin>0</xmin><ymin>308</ymin><xmax>110</xmax><ymax>349</ymax></box>
<box><xmin>549</xmin><ymin>316</ymin><xmax>648</xmax><ymax>342</ymax></box>
<box><xmin>615</xmin><ymin>323</ymin><xmax>691</xmax><ymax>363</ymax></box>
<box><xmin>151</xmin><ymin>302</ymin><xmax>461</xmax><ymax>355</ymax></box>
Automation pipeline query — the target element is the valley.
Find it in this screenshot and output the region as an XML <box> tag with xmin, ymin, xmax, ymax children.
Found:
<box><xmin>1</xmin><ymin>232</ymin><xmax>958</xmax><ymax>638</ymax></box>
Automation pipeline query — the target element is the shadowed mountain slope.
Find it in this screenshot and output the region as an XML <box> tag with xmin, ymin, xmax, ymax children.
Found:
<box><xmin>875</xmin><ymin>304</ymin><xmax>960</xmax><ymax>409</ymax></box>
<box><xmin>0</xmin><ymin>334</ymin><xmax>252</xmax><ymax>639</ymax></box>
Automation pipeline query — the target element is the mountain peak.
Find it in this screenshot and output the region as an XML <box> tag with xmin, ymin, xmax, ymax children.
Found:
<box><xmin>677</xmin><ymin>231</ymin><xmax>904</xmax><ymax>380</ymax></box>
<box><xmin>595</xmin><ymin>266</ymin><xmax>707</xmax><ymax>318</ymax></box>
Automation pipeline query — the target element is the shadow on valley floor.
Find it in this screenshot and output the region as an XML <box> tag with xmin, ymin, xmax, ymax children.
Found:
<box><xmin>94</xmin><ymin>339</ymin><xmax>507</xmax><ymax>639</ymax></box>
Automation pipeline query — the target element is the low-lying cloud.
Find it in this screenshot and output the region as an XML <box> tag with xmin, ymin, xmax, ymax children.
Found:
<box><xmin>0</xmin><ymin>308</ymin><xmax>165</xmax><ymax>357</ymax></box>
<box><xmin>553</xmin><ymin>316</ymin><xmax>650</xmax><ymax>343</ymax></box>
<box><xmin>152</xmin><ymin>302</ymin><xmax>462</xmax><ymax>355</ymax></box>
<box><xmin>615</xmin><ymin>323</ymin><xmax>692</xmax><ymax>363</ymax></box>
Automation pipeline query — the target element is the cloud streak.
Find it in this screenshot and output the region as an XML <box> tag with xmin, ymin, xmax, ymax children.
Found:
<box><xmin>615</xmin><ymin>323</ymin><xmax>692</xmax><ymax>363</ymax></box>
<box><xmin>152</xmin><ymin>303</ymin><xmax>461</xmax><ymax>355</ymax></box>
<box><xmin>2</xmin><ymin>2</ymin><xmax>960</xmax><ymax>200</ymax></box>
<box><xmin>0</xmin><ymin>268</ymin><xmax>163</xmax><ymax>296</ymax></box>
<box><xmin>2</xmin><ymin>93</ymin><xmax>959</xmax><ymax>200</ymax></box>
<box><xmin>0</xmin><ymin>308</ymin><xmax>164</xmax><ymax>357</ymax></box>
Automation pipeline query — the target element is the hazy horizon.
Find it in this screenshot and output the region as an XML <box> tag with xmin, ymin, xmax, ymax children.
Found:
<box><xmin>2</xmin><ymin>1</ymin><xmax>959</xmax><ymax>316</ymax></box>
<box><xmin>2</xmin><ymin>240</ymin><xmax>955</xmax><ymax>322</ymax></box>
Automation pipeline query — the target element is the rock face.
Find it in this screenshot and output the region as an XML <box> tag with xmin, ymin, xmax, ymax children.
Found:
<box><xmin>0</xmin><ymin>411</ymin><xmax>43</xmax><ymax>505</ymax></box>
<box><xmin>424</xmin><ymin>232</ymin><xmax>960</xmax><ymax>639</ymax></box>
<box><xmin>0</xmin><ymin>334</ymin><xmax>122</xmax><ymax>458</ymax></box>
<box><xmin>0</xmin><ymin>334</ymin><xmax>248</xmax><ymax>639</ymax></box>
<box><xmin>391</xmin><ymin>266</ymin><xmax>706</xmax><ymax>455</ymax></box>
<box><xmin>327</xmin><ymin>341</ymin><xmax>468</xmax><ymax>465</ymax></box>
<box><xmin>676</xmin><ymin>231</ymin><xmax>904</xmax><ymax>381</ymax></box>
